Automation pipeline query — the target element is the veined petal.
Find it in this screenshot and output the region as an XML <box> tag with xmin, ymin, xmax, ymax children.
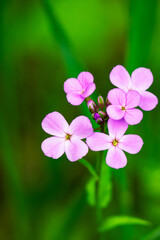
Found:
<box><xmin>41</xmin><ymin>137</ymin><xmax>65</xmax><ymax>159</ymax></box>
<box><xmin>64</xmin><ymin>78</ymin><xmax>83</xmax><ymax>94</ymax></box>
<box><xmin>78</xmin><ymin>72</ymin><xmax>94</xmax><ymax>88</ymax></box>
<box><xmin>81</xmin><ymin>83</ymin><xmax>96</xmax><ymax>98</ymax></box>
<box><xmin>109</xmin><ymin>65</ymin><xmax>131</xmax><ymax>92</ymax></box>
<box><xmin>124</xmin><ymin>109</ymin><xmax>143</xmax><ymax>125</ymax></box>
<box><xmin>108</xmin><ymin>118</ymin><xmax>128</xmax><ymax>140</ymax></box>
<box><xmin>106</xmin><ymin>147</ymin><xmax>127</xmax><ymax>169</ymax></box>
<box><xmin>107</xmin><ymin>88</ymin><xmax>126</xmax><ymax>105</ymax></box>
<box><xmin>131</xmin><ymin>67</ymin><xmax>153</xmax><ymax>91</ymax></box>
<box><xmin>86</xmin><ymin>132</ymin><xmax>112</xmax><ymax>151</ymax></box>
<box><xmin>66</xmin><ymin>92</ymin><xmax>84</xmax><ymax>106</ymax></box>
<box><xmin>126</xmin><ymin>90</ymin><xmax>141</xmax><ymax>108</ymax></box>
<box><xmin>139</xmin><ymin>91</ymin><xmax>158</xmax><ymax>111</ymax></box>
<box><xmin>119</xmin><ymin>134</ymin><xmax>143</xmax><ymax>154</ymax></box>
<box><xmin>42</xmin><ymin>111</ymin><xmax>69</xmax><ymax>136</ymax></box>
<box><xmin>68</xmin><ymin>116</ymin><xmax>93</xmax><ymax>139</ymax></box>
<box><xmin>65</xmin><ymin>136</ymin><xmax>88</xmax><ymax>161</ymax></box>
<box><xmin>107</xmin><ymin>105</ymin><xmax>125</xmax><ymax>120</ymax></box>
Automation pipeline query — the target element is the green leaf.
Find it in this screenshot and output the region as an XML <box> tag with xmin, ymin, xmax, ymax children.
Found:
<box><xmin>99</xmin><ymin>216</ymin><xmax>151</xmax><ymax>232</ymax></box>
<box><xmin>98</xmin><ymin>151</ymin><xmax>112</xmax><ymax>208</ymax></box>
<box><xmin>86</xmin><ymin>177</ymin><xmax>96</xmax><ymax>207</ymax></box>
<box><xmin>141</xmin><ymin>226</ymin><xmax>160</xmax><ymax>240</ymax></box>
<box><xmin>79</xmin><ymin>158</ymin><xmax>99</xmax><ymax>180</ymax></box>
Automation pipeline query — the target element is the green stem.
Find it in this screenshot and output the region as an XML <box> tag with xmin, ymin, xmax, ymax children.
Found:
<box><xmin>95</xmin><ymin>151</ymin><xmax>103</xmax><ymax>239</ymax></box>
<box><xmin>79</xmin><ymin>158</ymin><xmax>99</xmax><ymax>180</ymax></box>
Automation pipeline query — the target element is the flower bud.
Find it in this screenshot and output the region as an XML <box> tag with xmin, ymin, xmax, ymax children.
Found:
<box><xmin>106</xmin><ymin>97</ymin><xmax>110</xmax><ymax>107</ymax></box>
<box><xmin>98</xmin><ymin>96</ymin><xmax>104</xmax><ymax>108</ymax></box>
<box><xmin>98</xmin><ymin>110</ymin><xmax>107</xmax><ymax>119</ymax></box>
<box><xmin>93</xmin><ymin>112</ymin><xmax>100</xmax><ymax>120</ymax></box>
<box><xmin>96</xmin><ymin>118</ymin><xmax>103</xmax><ymax>125</ymax></box>
<box><xmin>87</xmin><ymin>100</ymin><xmax>97</xmax><ymax>113</ymax></box>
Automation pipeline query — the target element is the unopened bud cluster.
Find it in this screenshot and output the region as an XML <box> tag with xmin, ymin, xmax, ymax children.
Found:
<box><xmin>86</xmin><ymin>96</ymin><xmax>109</xmax><ymax>125</ymax></box>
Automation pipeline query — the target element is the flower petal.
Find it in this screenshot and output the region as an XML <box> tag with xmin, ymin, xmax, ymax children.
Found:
<box><xmin>65</xmin><ymin>136</ymin><xmax>88</xmax><ymax>161</ymax></box>
<box><xmin>78</xmin><ymin>72</ymin><xmax>94</xmax><ymax>88</ymax></box>
<box><xmin>106</xmin><ymin>147</ymin><xmax>127</xmax><ymax>169</ymax></box>
<box><xmin>64</xmin><ymin>78</ymin><xmax>83</xmax><ymax>94</ymax></box>
<box><xmin>124</xmin><ymin>109</ymin><xmax>143</xmax><ymax>125</ymax></box>
<box><xmin>107</xmin><ymin>88</ymin><xmax>126</xmax><ymax>105</ymax></box>
<box><xmin>68</xmin><ymin>116</ymin><xmax>93</xmax><ymax>139</ymax></box>
<box><xmin>42</xmin><ymin>111</ymin><xmax>69</xmax><ymax>136</ymax></box>
<box><xmin>108</xmin><ymin>118</ymin><xmax>128</xmax><ymax>140</ymax></box>
<box><xmin>131</xmin><ymin>67</ymin><xmax>153</xmax><ymax>91</ymax></box>
<box><xmin>119</xmin><ymin>134</ymin><xmax>143</xmax><ymax>154</ymax></box>
<box><xmin>41</xmin><ymin>137</ymin><xmax>65</xmax><ymax>159</ymax></box>
<box><xmin>109</xmin><ymin>65</ymin><xmax>131</xmax><ymax>92</ymax></box>
<box><xmin>66</xmin><ymin>93</ymin><xmax>84</xmax><ymax>106</ymax></box>
<box><xmin>86</xmin><ymin>132</ymin><xmax>112</xmax><ymax>151</ymax></box>
<box><xmin>139</xmin><ymin>91</ymin><xmax>158</xmax><ymax>111</ymax></box>
<box><xmin>126</xmin><ymin>90</ymin><xmax>141</xmax><ymax>108</ymax></box>
<box><xmin>81</xmin><ymin>83</ymin><xmax>96</xmax><ymax>98</ymax></box>
<box><xmin>107</xmin><ymin>105</ymin><xmax>125</xmax><ymax>120</ymax></box>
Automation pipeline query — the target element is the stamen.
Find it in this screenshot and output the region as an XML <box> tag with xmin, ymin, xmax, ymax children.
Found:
<box><xmin>121</xmin><ymin>106</ymin><xmax>126</xmax><ymax>110</ymax></box>
<box><xmin>112</xmin><ymin>139</ymin><xmax>118</xmax><ymax>146</ymax></box>
<box><xmin>65</xmin><ymin>134</ymin><xmax>72</xmax><ymax>140</ymax></box>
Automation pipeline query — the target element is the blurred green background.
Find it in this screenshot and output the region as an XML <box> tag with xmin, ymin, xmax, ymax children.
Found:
<box><xmin>0</xmin><ymin>0</ymin><xmax>160</xmax><ymax>239</ymax></box>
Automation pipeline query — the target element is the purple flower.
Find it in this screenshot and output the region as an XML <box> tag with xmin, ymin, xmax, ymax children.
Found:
<box><xmin>86</xmin><ymin>119</ymin><xmax>143</xmax><ymax>169</ymax></box>
<box><xmin>64</xmin><ymin>72</ymin><xmax>96</xmax><ymax>105</ymax></box>
<box><xmin>110</xmin><ymin>65</ymin><xmax>158</xmax><ymax>111</ymax></box>
<box><xmin>41</xmin><ymin>112</ymin><xmax>93</xmax><ymax>161</ymax></box>
<box><xmin>107</xmin><ymin>88</ymin><xmax>143</xmax><ymax>125</ymax></box>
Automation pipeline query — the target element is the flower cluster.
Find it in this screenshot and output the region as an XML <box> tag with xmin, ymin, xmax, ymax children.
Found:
<box><xmin>41</xmin><ymin>65</ymin><xmax>158</xmax><ymax>169</ymax></box>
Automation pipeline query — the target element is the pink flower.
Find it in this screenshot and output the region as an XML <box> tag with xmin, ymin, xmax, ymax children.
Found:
<box><xmin>107</xmin><ymin>88</ymin><xmax>143</xmax><ymax>125</ymax></box>
<box><xmin>64</xmin><ymin>72</ymin><xmax>96</xmax><ymax>105</ymax></box>
<box><xmin>110</xmin><ymin>65</ymin><xmax>158</xmax><ymax>111</ymax></box>
<box><xmin>41</xmin><ymin>112</ymin><xmax>93</xmax><ymax>161</ymax></box>
<box><xmin>86</xmin><ymin>118</ymin><xmax>143</xmax><ymax>169</ymax></box>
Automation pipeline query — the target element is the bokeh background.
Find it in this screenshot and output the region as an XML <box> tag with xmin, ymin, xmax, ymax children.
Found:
<box><xmin>0</xmin><ymin>0</ymin><xmax>160</xmax><ymax>239</ymax></box>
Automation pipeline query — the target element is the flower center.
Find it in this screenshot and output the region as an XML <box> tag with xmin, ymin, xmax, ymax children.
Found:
<box><xmin>121</xmin><ymin>106</ymin><xmax>126</xmax><ymax>110</ymax></box>
<box><xmin>81</xmin><ymin>89</ymin><xmax>85</xmax><ymax>94</ymax></box>
<box><xmin>112</xmin><ymin>139</ymin><xmax>118</xmax><ymax>146</ymax></box>
<box><xmin>65</xmin><ymin>134</ymin><xmax>72</xmax><ymax>140</ymax></box>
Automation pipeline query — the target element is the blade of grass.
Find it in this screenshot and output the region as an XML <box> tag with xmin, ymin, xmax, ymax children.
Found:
<box><xmin>99</xmin><ymin>215</ymin><xmax>151</xmax><ymax>232</ymax></box>
<box><xmin>41</xmin><ymin>0</ymin><xmax>98</xmax><ymax>127</ymax></box>
<box><xmin>41</xmin><ymin>0</ymin><xmax>82</xmax><ymax>75</ymax></box>
<box><xmin>125</xmin><ymin>0</ymin><xmax>157</xmax><ymax>71</ymax></box>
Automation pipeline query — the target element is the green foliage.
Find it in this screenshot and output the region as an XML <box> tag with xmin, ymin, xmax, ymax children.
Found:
<box><xmin>142</xmin><ymin>226</ymin><xmax>160</xmax><ymax>240</ymax></box>
<box><xmin>98</xmin><ymin>152</ymin><xmax>112</xmax><ymax>209</ymax></box>
<box><xmin>86</xmin><ymin>177</ymin><xmax>97</xmax><ymax>206</ymax></box>
<box><xmin>99</xmin><ymin>216</ymin><xmax>151</xmax><ymax>232</ymax></box>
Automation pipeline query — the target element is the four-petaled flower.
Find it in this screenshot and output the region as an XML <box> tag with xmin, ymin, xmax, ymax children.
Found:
<box><xmin>107</xmin><ymin>88</ymin><xmax>143</xmax><ymax>125</ymax></box>
<box><xmin>110</xmin><ymin>65</ymin><xmax>158</xmax><ymax>111</ymax></box>
<box><xmin>41</xmin><ymin>112</ymin><xmax>93</xmax><ymax>161</ymax></box>
<box><xmin>86</xmin><ymin>118</ymin><xmax>143</xmax><ymax>169</ymax></box>
<box><xmin>64</xmin><ymin>72</ymin><xmax>96</xmax><ymax>105</ymax></box>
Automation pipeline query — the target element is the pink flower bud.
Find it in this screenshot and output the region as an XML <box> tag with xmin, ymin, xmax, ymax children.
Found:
<box><xmin>98</xmin><ymin>96</ymin><xmax>104</xmax><ymax>108</ymax></box>
<box><xmin>87</xmin><ymin>100</ymin><xmax>97</xmax><ymax>113</ymax></box>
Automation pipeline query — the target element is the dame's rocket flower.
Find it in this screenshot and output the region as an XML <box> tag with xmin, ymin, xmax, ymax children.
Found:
<box><xmin>64</xmin><ymin>72</ymin><xmax>96</xmax><ymax>105</ymax></box>
<box><xmin>107</xmin><ymin>88</ymin><xmax>143</xmax><ymax>125</ymax></box>
<box><xmin>109</xmin><ymin>65</ymin><xmax>158</xmax><ymax>111</ymax></box>
<box><xmin>41</xmin><ymin>112</ymin><xmax>93</xmax><ymax>161</ymax></box>
<box><xmin>86</xmin><ymin>118</ymin><xmax>143</xmax><ymax>169</ymax></box>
